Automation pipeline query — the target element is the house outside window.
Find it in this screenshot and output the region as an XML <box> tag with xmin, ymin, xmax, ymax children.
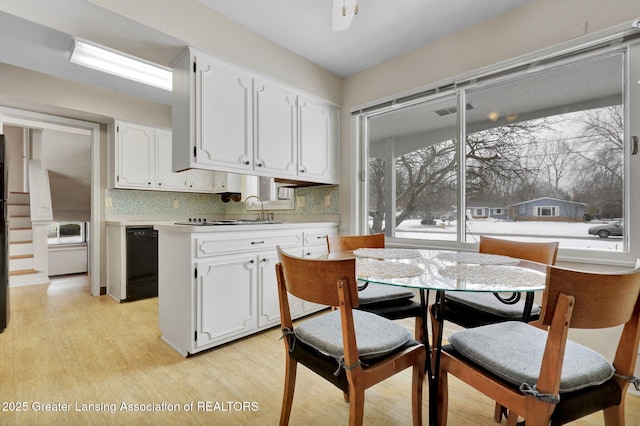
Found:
<box><xmin>536</xmin><ymin>206</ymin><xmax>558</xmax><ymax>217</ymax></box>
<box><xmin>359</xmin><ymin>39</ymin><xmax>638</xmax><ymax>257</ymax></box>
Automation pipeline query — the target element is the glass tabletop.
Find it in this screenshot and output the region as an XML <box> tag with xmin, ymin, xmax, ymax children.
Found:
<box><xmin>346</xmin><ymin>248</ymin><xmax>547</xmax><ymax>292</ymax></box>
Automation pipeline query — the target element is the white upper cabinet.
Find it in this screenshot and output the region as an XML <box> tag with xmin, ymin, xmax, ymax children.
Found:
<box><xmin>173</xmin><ymin>49</ymin><xmax>253</xmax><ymax>173</ymax></box>
<box><xmin>172</xmin><ymin>47</ymin><xmax>340</xmax><ymax>185</ymax></box>
<box><xmin>212</xmin><ymin>171</ymin><xmax>242</xmax><ymax>193</ymax></box>
<box><xmin>156</xmin><ymin>128</ymin><xmax>188</xmax><ymax>191</ymax></box>
<box><xmin>196</xmin><ymin>56</ymin><xmax>253</xmax><ymax>171</ymax></box>
<box><xmin>110</xmin><ymin>120</ymin><xmax>223</xmax><ymax>193</ymax></box>
<box><xmin>298</xmin><ymin>96</ymin><xmax>340</xmax><ymax>184</ymax></box>
<box><xmin>114</xmin><ymin>121</ymin><xmax>156</xmax><ymax>189</ymax></box>
<box><xmin>253</xmin><ymin>78</ymin><xmax>298</xmax><ymax>177</ymax></box>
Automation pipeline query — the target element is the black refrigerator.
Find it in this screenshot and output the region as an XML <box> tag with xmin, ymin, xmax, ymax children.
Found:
<box><xmin>0</xmin><ymin>135</ymin><xmax>8</xmax><ymax>333</ymax></box>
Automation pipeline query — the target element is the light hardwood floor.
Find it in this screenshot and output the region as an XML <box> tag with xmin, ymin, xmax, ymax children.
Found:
<box><xmin>1</xmin><ymin>276</ymin><xmax>638</xmax><ymax>425</ymax></box>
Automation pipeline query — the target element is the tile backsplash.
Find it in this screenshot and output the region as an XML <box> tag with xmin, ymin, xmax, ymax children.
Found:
<box><xmin>105</xmin><ymin>185</ymin><xmax>339</xmax><ymax>218</ymax></box>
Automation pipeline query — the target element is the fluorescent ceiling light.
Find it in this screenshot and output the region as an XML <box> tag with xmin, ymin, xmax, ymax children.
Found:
<box><xmin>70</xmin><ymin>39</ymin><xmax>172</xmax><ymax>91</ymax></box>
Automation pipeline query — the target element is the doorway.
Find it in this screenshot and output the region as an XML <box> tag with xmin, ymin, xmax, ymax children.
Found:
<box><xmin>0</xmin><ymin>107</ymin><xmax>101</xmax><ymax>296</ymax></box>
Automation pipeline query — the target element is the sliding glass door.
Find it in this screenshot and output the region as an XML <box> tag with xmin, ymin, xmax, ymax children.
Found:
<box><xmin>363</xmin><ymin>49</ymin><xmax>627</xmax><ymax>252</ymax></box>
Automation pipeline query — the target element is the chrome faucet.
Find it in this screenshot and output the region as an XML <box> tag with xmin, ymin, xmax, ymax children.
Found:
<box><xmin>244</xmin><ymin>195</ymin><xmax>266</xmax><ymax>220</ymax></box>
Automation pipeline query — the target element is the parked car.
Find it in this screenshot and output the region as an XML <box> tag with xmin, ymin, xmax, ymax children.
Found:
<box><xmin>588</xmin><ymin>220</ymin><xmax>623</xmax><ymax>238</ymax></box>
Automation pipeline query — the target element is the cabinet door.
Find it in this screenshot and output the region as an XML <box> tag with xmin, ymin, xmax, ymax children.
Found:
<box><xmin>298</xmin><ymin>97</ymin><xmax>340</xmax><ymax>184</ymax></box>
<box><xmin>257</xmin><ymin>250</ymin><xmax>302</xmax><ymax>328</ymax></box>
<box><xmin>116</xmin><ymin>122</ymin><xmax>155</xmax><ymax>189</ymax></box>
<box><xmin>253</xmin><ymin>78</ymin><xmax>298</xmax><ymax>177</ymax></box>
<box><xmin>213</xmin><ymin>171</ymin><xmax>242</xmax><ymax>193</ymax></box>
<box><xmin>195</xmin><ymin>256</ymin><xmax>257</xmax><ymax>348</ymax></box>
<box><xmin>195</xmin><ymin>56</ymin><xmax>253</xmax><ymax>172</ymax></box>
<box><xmin>186</xmin><ymin>169</ymin><xmax>215</xmax><ymax>192</ymax></box>
<box><xmin>156</xmin><ymin>128</ymin><xmax>188</xmax><ymax>191</ymax></box>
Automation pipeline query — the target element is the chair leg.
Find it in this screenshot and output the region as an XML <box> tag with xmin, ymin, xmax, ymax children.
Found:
<box><xmin>436</xmin><ymin>368</ymin><xmax>449</xmax><ymax>426</ymax></box>
<box><xmin>412</xmin><ymin>358</ymin><xmax>426</xmax><ymax>426</ymax></box>
<box><xmin>522</xmin><ymin>407</ymin><xmax>553</xmax><ymax>426</ymax></box>
<box><xmin>414</xmin><ymin>315</ymin><xmax>425</xmax><ymax>343</ymax></box>
<box><xmin>279</xmin><ymin>357</ymin><xmax>297</xmax><ymax>426</ymax></box>
<box><xmin>348</xmin><ymin>387</ymin><xmax>365</xmax><ymax>426</ymax></box>
<box><xmin>506</xmin><ymin>411</ymin><xmax>519</xmax><ymax>426</ymax></box>
<box><xmin>603</xmin><ymin>403</ymin><xmax>624</xmax><ymax>425</ymax></box>
<box><xmin>494</xmin><ymin>403</ymin><xmax>507</xmax><ymax>423</ymax></box>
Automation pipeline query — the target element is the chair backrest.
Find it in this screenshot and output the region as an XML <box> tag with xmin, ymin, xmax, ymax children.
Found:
<box><xmin>540</xmin><ymin>265</ymin><xmax>640</xmax><ymax>381</ymax></box>
<box><xmin>326</xmin><ymin>233</ymin><xmax>385</xmax><ymax>253</ymax></box>
<box><xmin>479</xmin><ymin>236</ymin><xmax>559</xmax><ymax>265</ymax></box>
<box><xmin>276</xmin><ymin>246</ymin><xmax>358</xmax><ymax>310</ymax></box>
<box><xmin>540</xmin><ymin>265</ymin><xmax>640</xmax><ymax>329</ymax></box>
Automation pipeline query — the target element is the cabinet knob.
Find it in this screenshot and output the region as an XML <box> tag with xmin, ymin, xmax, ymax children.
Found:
<box><xmin>299</xmin><ymin>168</ymin><xmax>305</xmax><ymax>173</ymax></box>
<box><xmin>158</xmin><ymin>182</ymin><xmax>162</xmax><ymax>186</ymax></box>
<box><xmin>249</xmin><ymin>259</ymin><xmax>255</xmax><ymax>264</ymax></box>
<box><xmin>257</xmin><ymin>162</ymin><xmax>263</xmax><ymax>167</ymax></box>
<box><xmin>244</xmin><ymin>160</ymin><xmax>250</xmax><ymax>166</ymax></box>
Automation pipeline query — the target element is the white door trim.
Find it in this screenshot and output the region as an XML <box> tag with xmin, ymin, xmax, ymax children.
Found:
<box><xmin>0</xmin><ymin>107</ymin><xmax>102</xmax><ymax>296</ymax></box>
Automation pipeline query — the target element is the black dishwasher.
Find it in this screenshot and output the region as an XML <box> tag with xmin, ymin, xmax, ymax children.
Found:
<box><xmin>125</xmin><ymin>226</ymin><xmax>158</xmax><ymax>302</ymax></box>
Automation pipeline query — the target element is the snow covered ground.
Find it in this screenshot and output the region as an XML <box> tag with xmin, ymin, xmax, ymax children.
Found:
<box><xmin>394</xmin><ymin>219</ymin><xmax>624</xmax><ymax>251</ymax></box>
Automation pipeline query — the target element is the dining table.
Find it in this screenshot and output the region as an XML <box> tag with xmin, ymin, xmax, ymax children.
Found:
<box><xmin>326</xmin><ymin>248</ymin><xmax>548</xmax><ymax>426</ymax></box>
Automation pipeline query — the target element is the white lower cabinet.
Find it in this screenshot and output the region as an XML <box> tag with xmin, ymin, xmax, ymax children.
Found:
<box><xmin>195</xmin><ymin>254</ymin><xmax>258</xmax><ymax>348</ymax></box>
<box><xmin>257</xmin><ymin>248</ymin><xmax>303</xmax><ymax>329</ymax></box>
<box><xmin>157</xmin><ymin>224</ymin><xmax>337</xmax><ymax>356</ymax></box>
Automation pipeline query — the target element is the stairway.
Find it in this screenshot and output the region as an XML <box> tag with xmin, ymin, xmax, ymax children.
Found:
<box><xmin>8</xmin><ymin>192</ymin><xmax>50</xmax><ymax>287</ymax></box>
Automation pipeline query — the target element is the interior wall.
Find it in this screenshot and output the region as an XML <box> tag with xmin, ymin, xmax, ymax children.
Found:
<box><xmin>86</xmin><ymin>0</ymin><xmax>343</xmax><ymax>106</ymax></box>
<box><xmin>339</xmin><ymin>0</ymin><xmax>640</xmax><ymax>233</ymax></box>
<box><xmin>3</xmin><ymin>125</ymin><xmax>24</xmax><ymax>194</ymax></box>
<box><xmin>40</xmin><ymin>129</ymin><xmax>91</xmax><ymax>222</ymax></box>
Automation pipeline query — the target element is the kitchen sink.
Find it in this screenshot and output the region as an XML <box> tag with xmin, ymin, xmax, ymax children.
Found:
<box><xmin>174</xmin><ymin>219</ymin><xmax>282</xmax><ymax>226</ymax></box>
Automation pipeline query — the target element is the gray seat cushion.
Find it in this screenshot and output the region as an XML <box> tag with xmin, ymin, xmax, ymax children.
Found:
<box><xmin>447</xmin><ymin>321</ymin><xmax>614</xmax><ymax>393</ymax></box>
<box><xmin>446</xmin><ymin>292</ymin><xmax>541</xmax><ymax>318</ymax></box>
<box><xmin>358</xmin><ymin>283</ymin><xmax>415</xmax><ymax>305</ymax></box>
<box><xmin>295</xmin><ymin>309</ymin><xmax>413</xmax><ymax>360</ymax></box>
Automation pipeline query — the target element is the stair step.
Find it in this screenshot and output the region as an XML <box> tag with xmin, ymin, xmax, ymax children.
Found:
<box><xmin>9</xmin><ymin>271</ymin><xmax>50</xmax><ymax>287</ymax></box>
<box><xmin>10</xmin><ymin>242</ymin><xmax>34</xmax><ymax>256</ymax></box>
<box><xmin>9</xmin><ymin>229</ymin><xmax>32</xmax><ymax>242</ymax></box>
<box><xmin>9</xmin><ymin>216</ymin><xmax>32</xmax><ymax>228</ymax></box>
<box><xmin>8</xmin><ymin>204</ymin><xmax>30</xmax><ymax>216</ymax></box>
<box><xmin>10</xmin><ymin>256</ymin><xmax>34</xmax><ymax>272</ymax></box>
<box><xmin>8</xmin><ymin>192</ymin><xmax>30</xmax><ymax>205</ymax></box>
<box><xmin>10</xmin><ymin>254</ymin><xmax>34</xmax><ymax>260</ymax></box>
<box><xmin>9</xmin><ymin>268</ymin><xmax>38</xmax><ymax>276</ymax></box>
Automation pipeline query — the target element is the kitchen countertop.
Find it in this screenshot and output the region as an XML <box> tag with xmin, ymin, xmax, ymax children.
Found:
<box><xmin>153</xmin><ymin>221</ymin><xmax>339</xmax><ymax>233</ymax></box>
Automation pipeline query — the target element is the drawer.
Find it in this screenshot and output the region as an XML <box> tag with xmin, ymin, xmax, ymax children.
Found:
<box><xmin>195</xmin><ymin>231</ymin><xmax>302</xmax><ymax>257</ymax></box>
<box><xmin>303</xmin><ymin>228</ymin><xmax>338</xmax><ymax>247</ymax></box>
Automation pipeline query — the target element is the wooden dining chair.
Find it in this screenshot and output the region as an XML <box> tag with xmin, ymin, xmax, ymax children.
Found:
<box><xmin>437</xmin><ymin>264</ymin><xmax>640</xmax><ymax>426</ymax></box>
<box><xmin>438</xmin><ymin>236</ymin><xmax>560</xmax><ymax>329</ymax></box>
<box><xmin>326</xmin><ymin>234</ymin><xmax>424</xmax><ymax>341</ymax></box>
<box><xmin>275</xmin><ymin>247</ymin><xmax>426</xmax><ymax>426</ymax></box>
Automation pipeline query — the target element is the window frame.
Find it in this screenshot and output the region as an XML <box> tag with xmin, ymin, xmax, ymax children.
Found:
<box><xmin>47</xmin><ymin>222</ymin><xmax>86</xmax><ymax>246</ymax></box>
<box><xmin>535</xmin><ymin>206</ymin><xmax>559</xmax><ymax>217</ymax></box>
<box><xmin>354</xmin><ymin>36</ymin><xmax>640</xmax><ymax>266</ymax></box>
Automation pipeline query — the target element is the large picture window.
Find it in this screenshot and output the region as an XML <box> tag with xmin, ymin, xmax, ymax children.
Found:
<box><xmin>362</xmin><ymin>48</ymin><xmax>629</xmax><ymax>253</ymax></box>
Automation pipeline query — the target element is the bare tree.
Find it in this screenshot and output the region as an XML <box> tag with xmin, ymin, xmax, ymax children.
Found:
<box><xmin>573</xmin><ymin>106</ymin><xmax>623</xmax><ymax>218</ymax></box>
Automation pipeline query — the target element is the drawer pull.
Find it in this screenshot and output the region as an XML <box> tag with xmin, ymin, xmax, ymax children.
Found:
<box><xmin>251</xmin><ymin>241</ymin><xmax>265</xmax><ymax>245</ymax></box>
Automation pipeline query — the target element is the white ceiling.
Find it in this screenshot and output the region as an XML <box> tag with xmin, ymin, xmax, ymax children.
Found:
<box><xmin>196</xmin><ymin>0</ymin><xmax>532</xmax><ymax>77</ymax></box>
<box><xmin>0</xmin><ymin>0</ymin><xmax>533</xmax><ymax>108</ymax></box>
